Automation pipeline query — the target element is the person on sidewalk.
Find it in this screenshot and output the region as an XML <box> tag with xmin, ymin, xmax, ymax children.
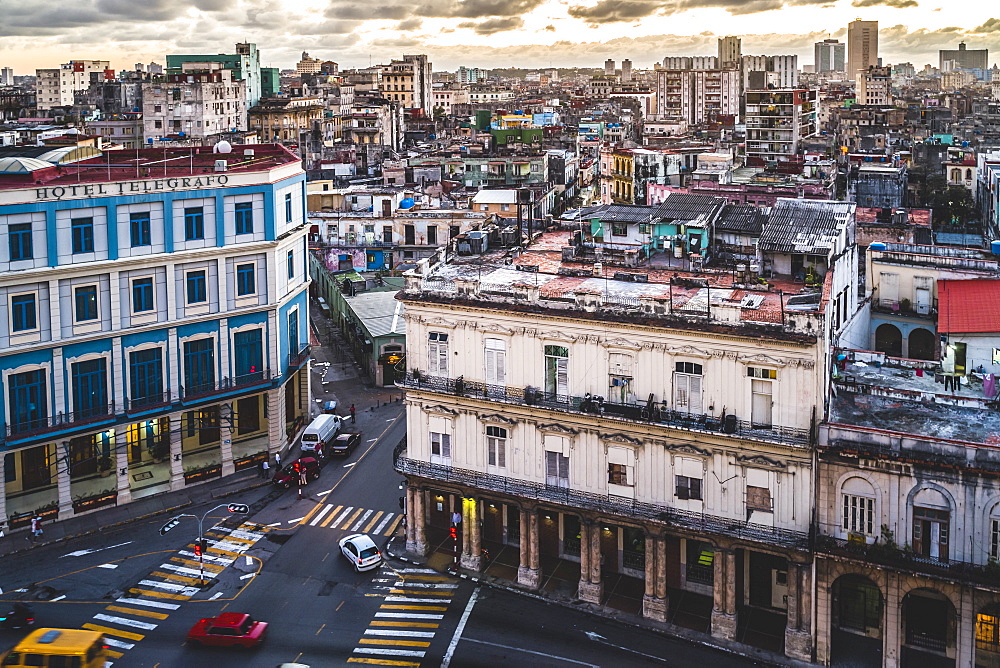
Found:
<box><xmin>274</xmin><ymin>452</ymin><xmax>281</xmax><ymax>468</ymax></box>
<box><xmin>259</xmin><ymin>459</ymin><xmax>270</xmax><ymax>479</ymax></box>
<box><xmin>27</xmin><ymin>516</ymin><xmax>42</xmax><ymax>543</ymax></box>
<box><xmin>350</xmin><ymin>404</ymin><xmax>356</xmax><ymax>424</ymax></box>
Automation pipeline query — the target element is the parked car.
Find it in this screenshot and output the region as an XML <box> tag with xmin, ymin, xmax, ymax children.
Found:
<box><xmin>271</xmin><ymin>457</ymin><xmax>320</xmax><ymax>488</ymax></box>
<box><xmin>329</xmin><ymin>432</ymin><xmax>361</xmax><ymax>457</ymax></box>
<box><xmin>187</xmin><ymin>613</ymin><xmax>268</xmax><ymax>648</ymax></box>
<box><xmin>338</xmin><ymin>534</ymin><xmax>383</xmax><ymax>572</ymax></box>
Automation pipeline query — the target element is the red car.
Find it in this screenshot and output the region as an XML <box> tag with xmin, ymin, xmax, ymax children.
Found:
<box><xmin>271</xmin><ymin>457</ymin><xmax>321</xmax><ymax>488</ymax></box>
<box><xmin>187</xmin><ymin>612</ymin><xmax>268</xmax><ymax>648</ymax></box>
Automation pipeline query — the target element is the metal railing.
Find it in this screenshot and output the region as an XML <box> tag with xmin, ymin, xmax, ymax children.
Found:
<box><xmin>686</xmin><ymin>563</ymin><xmax>714</xmax><ymax>585</ymax></box>
<box><xmin>623</xmin><ymin>550</ymin><xmax>646</xmax><ymax>570</ymax></box>
<box><xmin>815</xmin><ymin>535</ymin><xmax>1000</xmax><ymax>587</ymax></box>
<box><xmin>401</xmin><ymin>374</ymin><xmax>810</xmax><ymax>447</ymax></box>
<box><xmin>126</xmin><ymin>391</ymin><xmax>173</xmax><ymax>414</ymax></box>
<box><xmin>181</xmin><ymin>369</ymin><xmax>277</xmax><ymax>401</ymax></box>
<box><xmin>5</xmin><ymin>402</ymin><xmax>115</xmax><ymax>439</ymax></box>
<box><xmin>287</xmin><ymin>347</ymin><xmax>311</xmax><ymax>372</ymax></box>
<box><xmin>395</xmin><ymin>454</ymin><xmax>811</xmax><ymax>550</ymax></box>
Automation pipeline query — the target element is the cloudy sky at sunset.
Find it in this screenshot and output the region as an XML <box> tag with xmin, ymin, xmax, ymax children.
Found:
<box><xmin>0</xmin><ymin>0</ymin><xmax>997</xmax><ymax>73</ymax></box>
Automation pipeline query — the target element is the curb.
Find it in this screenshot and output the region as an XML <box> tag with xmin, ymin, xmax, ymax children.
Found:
<box><xmin>384</xmin><ymin>535</ymin><xmax>786</xmax><ymax>667</ymax></box>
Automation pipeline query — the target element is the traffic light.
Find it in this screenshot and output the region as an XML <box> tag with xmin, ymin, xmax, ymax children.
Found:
<box><xmin>193</xmin><ymin>539</ymin><xmax>205</xmax><ymax>557</ymax></box>
<box><xmin>159</xmin><ymin>517</ymin><xmax>181</xmax><ymax>536</ymax></box>
<box><xmin>448</xmin><ymin>526</ymin><xmax>457</xmax><ymax>541</ymax></box>
<box><xmin>227</xmin><ymin>503</ymin><xmax>250</xmax><ymax>514</ymax></box>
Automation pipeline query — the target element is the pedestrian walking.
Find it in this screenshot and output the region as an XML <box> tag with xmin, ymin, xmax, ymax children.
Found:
<box><xmin>259</xmin><ymin>459</ymin><xmax>270</xmax><ymax>479</ymax></box>
<box><xmin>350</xmin><ymin>404</ymin><xmax>356</xmax><ymax>424</ymax></box>
<box><xmin>28</xmin><ymin>515</ymin><xmax>42</xmax><ymax>542</ymax></box>
<box><xmin>274</xmin><ymin>452</ymin><xmax>281</xmax><ymax>468</ymax></box>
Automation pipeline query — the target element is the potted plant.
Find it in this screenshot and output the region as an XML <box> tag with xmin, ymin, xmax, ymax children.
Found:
<box><xmin>98</xmin><ymin>456</ymin><xmax>113</xmax><ymax>477</ymax></box>
<box><xmin>148</xmin><ymin>440</ymin><xmax>168</xmax><ymax>464</ymax></box>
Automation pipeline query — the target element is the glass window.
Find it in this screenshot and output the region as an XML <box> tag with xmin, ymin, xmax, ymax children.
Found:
<box><xmin>235</xmin><ymin>202</ymin><xmax>254</xmax><ymax>234</ymax></box>
<box><xmin>130</xmin><ymin>212</ymin><xmax>151</xmax><ymax>247</ymax></box>
<box><xmin>545</xmin><ymin>451</ymin><xmax>569</xmax><ymax>488</ymax></box>
<box><xmin>428</xmin><ymin>332</ymin><xmax>449</xmax><ymax>376</ymax></box>
<box><xmin>284</xmin><ymin>193</ymin><xmax>293</xmax><ymax>222</ymax></box>
<box><xmin>843</xmin><ymin>494</ymin><xmax>874</xmax><ymax>535</ymax></box>
<box><xmin>186</xmin><ymin>270</ymin><xmax>207</xmax><ymax>304</ymax></box>
<box><xmin>71</xmin><ymin>217</ymin><xmax>95</xmax><ymax>253</ymax></box>
<box><xmin>184</xmin><ymin>207</ymin><xmax>205</xmax><ymax>241</ymax></box>
<box><xmin>430</xmin><ymin>432</ymin><xmax>451</xmax><ymax>459</ymax></box>
<box><xmin>129</xmin><ymin>348</ymin><xmax>163</xmax><ymax>407</ymax></box>
<box><xmin>544</xmin><ymin>345</ymin><xmax>569</xmax><ymax>399</ymax></box>
<box><xmin>132</xmin><ymin>277</ymin><xmax>155</xmax><ymax>313</ymax></box>
<box><xmin>9</xmin><ymin>369</ymin><xmax>47</xmax><ymax>433</ymax></box>
<box><xmin>287</xmin><ymin>250</ymin><xmax>295</xmax><ymax>279</ymax></box>
<box><xmin>74</xmin><ymin>285</ymin><xmax>98</xmax><ymax>322</ymax></box>
<box><xmin>234</xmin><ymin>329</ymin><xmax>264</xmax><ymax>380</ymax></box>
<box><xmin>486</xmin><ymin>425</ymin><xmax>507</xmax><ymax>468</ymax></box>
<box><xmin>608</xmin><ymin>463</ymin><xmax>628</xmax><ymax>485</ymax></box>
<box><xmin>71</xmin><ymin>358</ymin><xmax>108</xmax><ymax>418</ymax></box>
<box><xmin>10</xmin><ymin>293</ymin><xmax>36</xmax><ymax>332</ymax></box>
<box><xmin>183</xmin><ymin>338</ymin><xmax>215</xmax><ymax>394</ymax></box>
<box><xmin>675</xmin><ymin>475</ymin><xmax>702</xmax><ymax>500</ymax></box>
<box><xmin>9</xmin><ymin>222</ymin><xmax>33</xmax><ymax>260</ymax></box>
<box><xmin>674</xmin><ymin>362</ymin><xmax>703</xmax><ymax>415</ymax></box>
<box><xmin>236</xmin><ymin>263</ymin><xmax>255</xmax><ymax>296</ymax></box>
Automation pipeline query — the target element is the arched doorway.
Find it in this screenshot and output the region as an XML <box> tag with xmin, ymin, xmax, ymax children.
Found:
<box><xmin>908</xmin><ymin>328</ymin><xmax>936</xmax><ymax>360</ymax></box>
<box><xmin>901</xmin><ymin>588</ymin><xmax>956</xmax><ymax>667</ymax></box>
<box><xmin>830</xmin><ymin>574</ymin><xmax>883</xmax><ymax>667</ymax></box>
<box><xmin>874</xmin><ymin>323</ymin><xmax>903</xmax><ymax>357</ymax></box>
<box><xmin>976</xmin><ymin>602</ymin><xmax>1000</xmax><ymax>668</ymax></box>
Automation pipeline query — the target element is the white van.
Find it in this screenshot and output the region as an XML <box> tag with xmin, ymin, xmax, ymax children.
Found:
<box><xmin>301</xmin><ymin>414</ymin><xmax>343</xmax><ymax>456</ymax></box>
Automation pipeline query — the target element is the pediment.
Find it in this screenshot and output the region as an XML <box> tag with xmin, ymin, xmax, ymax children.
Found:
<box><xmin>424</xmin><ymin>404</ymin><xmax>459</xmax><ymax>417</ymax></box>
<box><xmin>538</xmin><ymin>423</ymin><xmax>579</xmax><ymax>435</ymax></box>
<box><xmin>667</xmin><ymin>443</ymin><xmax>711</xmax><ymax>457</ymax></box>
<box><xmin>478</xmin><ymin>413</ymin><xmax>518</xmax><ymax>426</ymax></box>
<box><xmin>599</xmin><ymin>432</ymin><xmax>642</xmax><ymax>446</ymax></box>
<box><xmin>738</xmin><ymin>353</ymin><xmax>786</xmax><ymax>367</ymax></box>
<box><xmin>602</xmin><ymin>337</ymin><xmax>642</xmax><ymax>351</ymax></box>
<box><xmin>737</xmin><ymin>454</ymin><xmax>786</xmax><ymax>469</ymax></box>
<box><xmin>668</xmin><ymin>345</ymin><xmax>712</xmax><ymax>359</ymax></box>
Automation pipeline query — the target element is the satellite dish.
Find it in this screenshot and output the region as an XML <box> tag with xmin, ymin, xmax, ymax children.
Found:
<box><xmin>213</xmin><ymin>140</ymin><xmax>233</xmax><ymax>154</ymax></box>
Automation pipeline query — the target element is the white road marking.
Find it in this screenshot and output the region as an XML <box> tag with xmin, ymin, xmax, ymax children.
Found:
<box><xmin>60</xmin><ymin>541</ymin><xmax>133</xmax><ymax>558</ymax></box>
<box><xmin>353</xmin><ymin>648</ymin><xmax>426</xmax><ymax>657</ymax></box>
<box><xmin>245</xmin><ymin>555</ymin><xmax>253</xmax><ymax>565</ymax></box>
<box><xmin>50</xmin><ymin>595</ymin><xmax>66</xmax><ymax>601</ymax></box>
<box><xmin>288</xmin><ymin>516</ymin><xmax>306</xmax><ymax>524</ymax></box>
<box><xmin>343</xmin><ymin>462</ymin><xmax>356</xmax><ymax>468</ymax></box>
<box><xmin>178</xmin><ymin>550</ymin><xmax>232</xmax><ymax>565</ymax></box>
<box><xmin>351</xmin><ymin>509</ymin><xmax>374</xmax><ymax>530</ymax></box>
<box><xmin>398</xmin><ymin>568</ymin><xmax>439</xmax><ymax>574</ymax></box>
<box><xmin>317</xmin><ymin>488</ymin><xmax>333</xmax><ymax>496</ymax></box>
<box><xmin>374</xmin><ymin>612</ymin><xmax>444</xmax><ymax>620</ymax></box>
<box><xmin>240</xmin><ymin>573</ymin><xmax>254</xmax><ymax>580</ymax></box>
<box><xmin>266</xmin><ymin>522</ymin><xmax>282</xmax><ymax>527</ymax></box>
<box><xmin>116</xmin><ymin>598</ymin><xmax>179</xmax><ymax>610</ymax></box>
<box><xmin>209</xmin><ymin>592</ymin><xmax>223</xmax><ymax>600</ymax></box>
<box><xmin>309</xmin><ymin>505</ymin><xmax>334</xmax><ymax>526</ymax></box>
<box><xmin>364</xmin><ymin>629</ymin><xmax>435</xmax><ymax>638</ymax></box>
<box><xmin>464</xmin><ymin>638</ymin><xmax>600</xmax><ymax>667</ymax></box>
<box><xmin>331</xmin><ymin>506</ymin><xmax>354</xmax><ymax>526</ymax></box>
<box><xmin>103</xmin><ymin>638</ymin><xmax>135</xmax><ymax>650</ymax></box>
<box><xmin>94</xmin><ymin>614</ymin><xmax>157</xmax><ymax>631</ymax></box>
<box><xmin>159</xmin><ymin>563</ymin><xmax>209</xmax><ymax>577</ymax></box>
<box><xmin>393</xmin><ymin>582</ymin><xmax>458</xmax><ymax>589</ymax></box>
<box><xmin>367</xmin><ymin>439</ymin><xmax>377</xmax><ymax>443</ymax></box>
<box><xmin>385</xmin><ymin>597</ymin><xmax>453</xmax><ymax>604</ymax></box>
<box><xmin>138</xmin><ymin>580</ymin><xmax>198</xmax><ymax>595</ymax></box>
<box><xmin>441</xmin><ymin>586</ymin><xmax>480</xmax><ymax>668</ymax></box>
<box><xmin>97</xmin><ymin>564</ymin><xmax>119</xmax><ymax>570</ymax></box>
<box><xmin>583</xmin><ymin>631</ymin><xmax>670</xmax><ymax>663</ymax></box>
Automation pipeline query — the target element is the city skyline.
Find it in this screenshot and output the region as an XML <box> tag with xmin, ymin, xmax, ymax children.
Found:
<box><xmin>0</xmin><ymin>0</ymin><xmax>998</xmax><ymax>73</ymax></box>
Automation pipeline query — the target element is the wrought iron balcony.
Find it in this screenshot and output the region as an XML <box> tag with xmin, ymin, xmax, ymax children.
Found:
<box><xmin>125</xmin><ymin>391</ymin><xmax>174</xmax><ymax>414</ymax></box>
<box><xmin>395</xmin><ymin>454</ymin><xmax>811</xmax><ymax>551</ymax></box>
<box><xmin>401</xmin><ymin>374</ymin><xmax>810</xmax><ymax>447</ymax></box>
<box><xmin>4</xmin><ymin>403</ymin><xmax>116</xmax><ymax>440</ymax></box>
<box><xmin>287</xmin><ymin>347</ymin><xmax>311</xmax><ymax>372</ymax></box>
<box><xmin>181</xmin><ymin>369</ymin><xmax>278</xmax><ymax>402</ymax></box>
<box><xmin>815</xmin><ymin>535</ymin><xmax>1000</xmax><ymax>587</ymax></box>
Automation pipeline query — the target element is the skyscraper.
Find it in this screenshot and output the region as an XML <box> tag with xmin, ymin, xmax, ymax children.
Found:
<box><xmin>847</xmin><ymin>19</ymin><xmax>878</xmax><ymax>81</ymax></box>
<box><xmin>939</xmin><ymin>42</ymin><xmax>988</xmax><ymax>72</ymax></box>
<box><xmin>604</xmin><ymin>59</ymin><xmax>615</xmax><ymax>76</ymax></box>
<box><xmin>621</xmin><ymin>59</ymin><xmax>633</xmax><ymax>83</ymax></box>
<box><xmin>718</xmin><ymin>36</ymin><xmax>742</xmax><ymax>69</ymax></box>
<box><xmin>814</xmin><ymin>39</ymin><xmax>846</xmax><ymax>74</ymax></box>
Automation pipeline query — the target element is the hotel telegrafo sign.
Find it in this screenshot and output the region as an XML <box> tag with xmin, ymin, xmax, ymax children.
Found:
<box><xmin>34</xmin><ymin>175</ymin><xmax>230</xmax><ymax>201</ymax></box>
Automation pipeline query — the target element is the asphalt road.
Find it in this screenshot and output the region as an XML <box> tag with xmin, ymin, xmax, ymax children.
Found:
<box><xmin>0</xmin><ymin>402</ymin><xmax>760</xmax><ymax>668</ymax></box>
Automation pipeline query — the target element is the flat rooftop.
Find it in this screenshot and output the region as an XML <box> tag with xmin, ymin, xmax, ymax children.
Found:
<box><xmin>402</xmin><ymin>229</ymin><xmax>827</xmax><ymax>341</ymax></box>
<box><xmin>0</xmin><ymin>144</ymin><xmax>300</xmax><ymax>192</ymax></box>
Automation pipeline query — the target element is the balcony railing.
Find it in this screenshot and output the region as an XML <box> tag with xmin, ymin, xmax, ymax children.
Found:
<box><xmin>401</xmin><ymin>374</ymin><xmax>810</xmax><ymax>447</ymax></box>
<box><xmin>815</xmin><ymin>535</ymin><xmax>1000</xmax><ymax>587</ymax></box>
<box><xmin>125</xmin><ymin>391</ymin><xmax>174</xmax><ymax>414</ymax></box>
<box><xmin>5</xmin><ymin>403</ymin><xmax>115</xmax><ymax>439</ymax></box>
<box><xmin>287</xmin><ymin>347</ymin><xmax>311</xmax><ymax>372</ymax></box>
<box><xmin>395</xmin><ymin>454</ymin><xmax>811</xmax><ymax>550</ymax></box>
<box><xmin>181</xmin><ymin>369</ymin><xmax>277</xmax><ymax>402</ymax></box>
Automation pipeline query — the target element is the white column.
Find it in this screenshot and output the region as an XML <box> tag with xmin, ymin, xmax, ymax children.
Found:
<box><xmin>114</xmin><ymin>431</ymin><xmax>131</xmax><ymax>505</ymax></box>
<box><xmin>57</xmin><ymin>441</ymin><xmax>72</xmax><ymax>517</ymax></box>
<box><xmin>169</xmin><ymin>411</ymin><xmax>185</xmax><ymax>491</ymax></box>
<box><xmin>52</xmin><ymin>349</ymin><xmax>65</xmax><ymax>420</ymax></box>
<box><xmin>218</xmin><ymin>319</ymin><xmax>230</xmax><ymax>382</ymax></box>
<box><xmin>111</xmin><ymin>337</ymin><xmax>125</xmax><ymax>413</ymax></box>
<box><xmin>108</xmin><ymin>270</ymin><xmax>121</xmax><ymax>331</ymax></box>
<box><xmin>168</xmin><ymin>327</ymin><xmax>180</xmax><ymax>399</ymax></box>
<box><xmin>219</xmin><ymin>402</ymin><xmax>235</xmax><ymax>477</ymax></box>
<box><xmin>267</xmin><ymin>387</ymin><xmax>284</xmax><ymax>458</ymax></box>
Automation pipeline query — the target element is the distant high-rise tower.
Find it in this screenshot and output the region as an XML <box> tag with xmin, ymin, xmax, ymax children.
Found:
<box><xmin>621</xmin><ymin>59</ymin><xmax>632</xmax><ymax>83</ymax></box>
<box><xmin>605</xmin><ymin>59</ymin><xmax>615</xmax><ymax>76</ymax></box>
<box><xmin>814</xmin><ymin>39</ymin><xmax>846</xmax><ymax>74</ymax></box>
<box><xmin>718</xmin><ymin>36</ymin><xmax>742</xmax><ymax>69</ymax></box>
<box><xmin>0</xmin><ymin>67</ymin><xmax>13</xmax><ymax>86</ymax></box>
<box><xmin>847</xmin><ymin>19</ymin><xmax>878</xmax><ymax>81</ymax></box>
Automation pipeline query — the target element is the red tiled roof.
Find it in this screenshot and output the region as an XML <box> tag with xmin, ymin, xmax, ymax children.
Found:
<box><xmin>938</xmin><ymin>279</ymin><xmax>1000</xmax><ymax>333</ymax></box>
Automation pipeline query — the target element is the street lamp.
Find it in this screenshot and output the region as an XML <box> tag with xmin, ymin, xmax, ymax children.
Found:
<box><xmin>160</xmin><ymin>503</ymin><xmax>250</xmax><ymax>586</ymax></box>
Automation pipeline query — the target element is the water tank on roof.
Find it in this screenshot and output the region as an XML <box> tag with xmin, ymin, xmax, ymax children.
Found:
<box><xmin>869</xmin><ymin>242</ymin><xmax>887</xmax><ymax>251</ymax></box>
<box><xmin>399</xmin><ymin>198</ymin><xmax>415</xmax><ymax>209</ymax></box>
<box><xmin>991</xmin><ymin>240</ymin><xmax>1000</xmax><ymax>256</ymax></box>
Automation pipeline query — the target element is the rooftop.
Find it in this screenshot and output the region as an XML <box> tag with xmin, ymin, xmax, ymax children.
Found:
<box><xmin>0</xmin><ymin>144</ymin><xmax>300</xmax><ymax>192</ymax></box>
<box><xmin>938</xmin><ymin>279</ymin><xmax>1000</xmax><ymax>333</ymax></box>
<box><xmin>345</xmin><ymin>284</ymin><xmax>407</xmax><ymax>338</ymax></box>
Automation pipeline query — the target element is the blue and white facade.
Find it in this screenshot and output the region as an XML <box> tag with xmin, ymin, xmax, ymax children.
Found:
<box><xmin>0</xmin><ymin>146</ymin><xmax>310</xmax><ymax>528</ymax></box>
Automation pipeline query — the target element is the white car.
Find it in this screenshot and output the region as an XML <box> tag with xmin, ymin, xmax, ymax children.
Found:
<box><xmin>339</xmin><ymin>534</ymin><xmax>383</xmax><ymax>572</ymax></box>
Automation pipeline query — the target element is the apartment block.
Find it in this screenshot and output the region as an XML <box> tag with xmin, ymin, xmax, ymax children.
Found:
<box><xmin>0</xmin><ymin>144</ymin><xmax>310</xmax><ymax>528</ymax></box>
<box><xmin>142</xmin><ymin>63</ymin><xmax>247</xmax><ymax>140</ymax></box>
<box><xmin>744</xmin><ymin>89</ymin><xmax>818</xmax><ymax>162</ymax></box>
<box><xmin>655</xmin><ymin>68</ymin><xmax>741</xmax><ymax>125</ymax></box>
<box><xmin>36</xmin><ymin>60</ymin><xmax>112</xmax><ymax>110</ymax></box>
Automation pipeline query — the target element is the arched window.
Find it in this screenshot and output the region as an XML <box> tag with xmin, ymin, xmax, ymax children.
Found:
<box><xmin>842</xmin><ymin>477</ymin><xmax>877</xmax><ymax>537</ymax></box>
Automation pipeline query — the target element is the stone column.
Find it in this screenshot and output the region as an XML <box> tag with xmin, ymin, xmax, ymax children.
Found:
<box><xmin>578</xmin><ymin>521</ymin><xmax>591</xmax><ymax>584</ymax></box>
<box><xmin>411</xmin><ymin>487</ymin><xmax>428</xmax><ymax>557</ymax></box>
<box><xmin>57</xmin><ymin>441</ymin><xmax>73</xmax><ymax>518</ymax></box>
<box><xmin>169</xmin><ymin>413</ymin><xmax>185</xmax><ymax>491</ymax></box>
<box><xmin>219</xmin><ymin>402</ymin><xmax>235</xmax><ymax>477</ymax></box>
<box><xmin>404</xmin><ymin>485</ymin><xmax>417</xmax><ymax>552</ymax></box>
<box><xmin>0</xmin><ymin>453</ymin><xmax>8</xmax><ymax>530</ymax></box>
<box><xmin>114</xmin><ymin>433</ymin><xmax>131</xmax><ymax>505</ymax></box>
<box><xmin>643</xmin><ymin>533</ymin><xmax>668</xmax><ymax>622</ymax></box>
<box><xmin>883</xmin><ymin>570</ymin><xmax>901</xmax><ymax>668</ymax></box>
<box><xmin>266</xmin><ymin>387</ymin><xmax>284</xmax><ymax>459</ymax></box>
<box><xmin>517</xmin><ymin>506</ymin><xmax>541</xmax><ymax>588</ymax></box>
<box><xmin>711</xmin><ymin>548</ymin><xmax>737</xmax><ymax>641</ymax></box>
<box><xmin>578</xmin><ymin>519</ymin><xmax>603</xmax><ymax>604</ymax></box>
<box><xmin>784</xmin><ymin>562</ymin><xmax>813</xmax><ymax>661</ymax></box>
<box><xmin>460</xmin><ymin>497</ymin><xmax>482</xmax><ymax>571</ymax></box>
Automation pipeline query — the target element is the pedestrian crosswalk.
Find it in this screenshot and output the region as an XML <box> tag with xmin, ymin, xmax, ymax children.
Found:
<box><xmin>299</xmin><ymin>503</ymin><xmax>403</xmax><ymax>536</ymax></box>
<box><xmin>347</xmin><ymin>568</ymin><xmax>460</xmax><ymax>666</ymax></box>
<box><xmin>81</xmin><ymin>521</ymin><xmax>270</xmax><ymax>665</ymax></box>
